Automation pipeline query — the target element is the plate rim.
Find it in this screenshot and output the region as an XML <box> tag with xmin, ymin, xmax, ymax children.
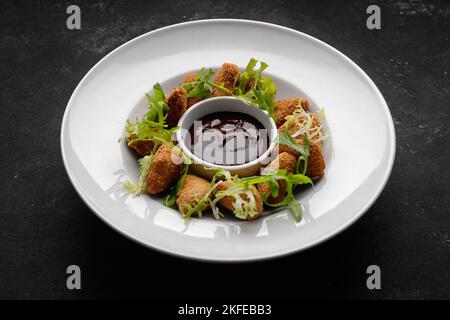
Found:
<box><xmin>60</xmin><ymin>18</ymin><xmax>396</xmax><ymax>262</ymax></box>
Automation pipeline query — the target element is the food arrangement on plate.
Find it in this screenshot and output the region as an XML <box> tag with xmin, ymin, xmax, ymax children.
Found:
<box><xmin>61</xmin><ymin>19</ymin><xmax>395</xmax><ymax>260</ymax></box>
<box><xmin>122</xmin><ymin>58</ymin><xmax>328</xmax><ymax>222</ymax></box>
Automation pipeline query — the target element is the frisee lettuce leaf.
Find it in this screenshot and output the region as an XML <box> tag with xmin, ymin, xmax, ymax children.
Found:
<box><xmin>144</xmin><ymin>83</ymin><xmax>168</xmax><ymax>124</ymax></box>
<box><xmin>287</xmin><ymin>195</ymin><xmax>302</xmax><ymax>222</ymax></box>
<box><xmin>182</xmin><ymin>68</ymin><xmax>232</xmax><ymax>99</ymax></box>
<box><xmin>125</xmin><ymin>83</ymin><xmax>174</xmax><ymax>149</ymax></box>
<box><xmin>212</xmin><ymin>185</ymin><xmax>258</xmax><ymax>220</ymax></box>
<box><xmin>284</xmin><ymin>107</ymin><xmax>325</xmax><ymax>144</ymax></box>
<box><xmin>181</xmin><ymin>168</ymin><xmax>230</xmax><ymax>219</ymax></box>
<box><xmin>122</xmin><ymin>146</ymin><xmax>157</xmax><ymax>196</ymax></box>
<box><xmin>296</xmin><ymin>136</ymin><xmax>311</xmax><ymax>175</ymax></box>
<box><xmin>210</xmin><ymin>168</ymin><xmax>260</xmax><ymax>220</ymax></box>
<box><xmin>243</xmin><ymin>168</ymin><xmax>312</xmax><ymax>222</ymax></box>
<box><xmin>276</xmin><ymin>131</ymin><xmax>307</xmax><ymax>155</ymax></box>
<box><xmin>180</xmin><ymin>167</ymin><xmax>312</xmax><ymax>222</ymax></box>
<box><xmin>238</xmin><ymin>58</ymin><xmax>258</xmax><ymax>91</ymax></box>
<box><xmin>182</xmin><ymin>68</ymin><xmax>213</xmax><ymax>99</ymax></box>
<box><xmin>236</xmin><ymin>58</ymin><xmax>277</xmax><ymax>118</ymax></box>
<box><xmin>180</xmin><ymin>168</ymin><xmax>259</xmax><ymax>220</ymax></box>
<box><xmin>182</xmin><ymin>180</ymin><xmax>222</xmax><ymax>220</ymax></box>
<box><xmin>276</xmin><ymin>131</ymin><xmax>311</xmax><ymax>175</ymax></box>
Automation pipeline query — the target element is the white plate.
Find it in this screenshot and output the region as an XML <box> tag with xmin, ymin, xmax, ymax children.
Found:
<box><xmin>61</xmin><ymin>19</ymin><xmax>395</xmax><ymax>262</ymax></box>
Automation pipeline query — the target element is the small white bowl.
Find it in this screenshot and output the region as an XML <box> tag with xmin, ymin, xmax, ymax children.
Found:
<box><xmin>176</xmin><ymin>97</ymin><xmax>277</xmax><ymax>179</ymax></box>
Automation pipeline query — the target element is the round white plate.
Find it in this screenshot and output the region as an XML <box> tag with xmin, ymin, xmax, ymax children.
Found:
<box><xmin>61</xmin><ymin>19</ymin><xmax>395</xmax><ymax>262</ymax></box>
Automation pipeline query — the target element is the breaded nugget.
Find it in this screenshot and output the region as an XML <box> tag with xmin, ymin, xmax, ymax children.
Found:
<box><xmin>183</xmin><ymin>72</ymin><xmax>197</xmax><ymax>83</ymax></box>
<box><xmin>258</xmin><ymin>152</ymin><xmax>296</xmax><ymax>204</ymax></box>
<box><xmin>125</xmin><ymin>134</ymin><xmax>154</xmax><ymax>157</ymax></box>
<box><xmin>278</xmin><ymin>112</ymin><xmax>322</xmax><ymax>145</ymax></box>
<box><xmin>146</xmin><ymin>144</ymin><xmax>184</xmax><ymax>194</ymax></box>
<box><xmin>278</xmin><ymin>140</ymin><xmax>325</xmax><ymax>178</ymax></box>
<box><xmin>244</xmin><ymin>78</ymin><xmax>255</xmax><ymax>93</ymax></box>
<box><xmin>267</xmin><ymin>152</ymin><xmax>297</xmax><ymax>173</ymax></box>
<box><xmin>216</xmin><ymin>181</ymin><xmax>264</xmax><ymax>220</ymax></box>
<box><xmin>213</xmin><ymin>63</ymin><xmax>240</xmax><ymax>96</ymax></box>
<box><xmin>166</xmin><ymin>86</ymin><xmax>188</xmax><ymax>128</ymax></box>
<box><xmin>304</xmin><ymin>141</ymin><xmax>325</xmax><ymax>178</ymax></box>
<box><xmin>183</xmin><ymin>72</ymin><xmax>203</xmax><ymax>109</ymax></box>
<box><xmin>274</xmin><ymin>98</ymin><xmax>309</xmax><ymax>127</ymax></box>
<box><xmin>176</xmin><ymin>174</ymin><xmax>211</xmax><ymax>215</ymax></box>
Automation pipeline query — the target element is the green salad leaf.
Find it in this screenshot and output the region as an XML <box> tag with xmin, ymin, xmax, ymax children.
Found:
<box><xmin>181</xmin><ymin>169</ymin><xmax>225</xmax><ymax>220</ymax></box>
<box><xmin>182</xmin><ymin>68</ymin><xmax>232</xmax><ymax>99</ymax></box>
<box><xmin>209</xmin><ymin>168</ymin><xmax>259</xmax><ymax>220</ymax></box>
<box><xmin>287</xmin><ymin>196</ymin><xmax>303</xmax><ymax>222</ymax></box>
<box><xmin>295</xmin><ymin>135</ymin><xmax>311</xmax><ymax>175</ymax></box>
<box><xmin>179</xmin><ymin>167</ymin><xmax>312</xmax><ymax>222</ymax></box>
<box><xmin>144</xmin><ymin>83</ymin><xmax>168</xmax><ymax>125</ymax></box>
<box><xmin>122</xmin><ymin>144</ymin><xmax>158</xmax><ymax>196</ymax></box>
<box><xmin>276</xmin><ymin>131</ymin><xmax>311</xmax><ymax>175</ymax></box>
<box><xmin>125</xmin><ymin>83</ymin><xmax>174</xmax><ymax>149</ymax></box>
<box><xmin>236</xmin><ymin>58</ymin><xmax>277</xmax><ymax>118</ymax></box>
<box><xmin>254</xmin><ymin>169</ymin><xmax>312</xmax><ymax>222</ymax></box>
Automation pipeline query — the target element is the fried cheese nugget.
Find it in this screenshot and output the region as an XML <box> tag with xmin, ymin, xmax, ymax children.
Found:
<box><xmin>213</xmin><ymin>63</ymin><xmax>240</xmax><ymax>96</ymax></box>
<box><xmin>176</xmin><ymin>174</ymin><xmax>211</xmax><ymax>215</ymax></box>
<box><xmin>146</xmin><ymin>144</ymin><xmax>184</xmax><ymax>194</ymax></box>
<box><xmin>273</xmin><ymin>98</ymin><xmax>309</xmax><ymax>127</ymax></box>
<box><xmin>183</xmin><ymin>72</ymin><xmax>203</xmax><ymax>109</ymax></box>
<box><xmin>216</xmin><ymin>181</ymin><xmax>264</xmax><ymax>221</ymax></box>
<box><xmin>258</xmin><ymin>152</ymin><xmax>296</xmax><ymax>204</ymax></box>
<box><xmin>166</xmin><ymin>86</ymin><xmax>188</xmax><ymax>128</ymax></box>
<box><xmin>183</xmin><ymin>72</ymin><xmax>197</xmax><ymax>83</ymax></box>
<box><xmin>278</xmin><ymin>140</ymin><xmax>325</xmax><ymax>178</ymax></box>
<box><xmin>125</xmin><ymin>134</ymin><xmax>154</xmax><ymax>157</ymax></box>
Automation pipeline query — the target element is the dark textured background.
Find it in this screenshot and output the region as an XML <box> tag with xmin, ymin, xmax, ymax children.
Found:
<box><xmin>0</xmin><ymin>0</ymin><xmax>449</xmax><ymax>300</ymax></box>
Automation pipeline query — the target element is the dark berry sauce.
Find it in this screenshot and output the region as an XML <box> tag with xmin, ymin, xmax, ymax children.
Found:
<box><xmin>188</xmin><ymin>112</ymin><xmax>269</xmax><ymax>166</ymax></box>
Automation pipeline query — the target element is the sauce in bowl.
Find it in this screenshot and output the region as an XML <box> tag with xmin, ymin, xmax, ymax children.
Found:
<box><xmin>188</xmin><ymin>112</ymin><xmax>269</xmax><ymax>166</ymax></box>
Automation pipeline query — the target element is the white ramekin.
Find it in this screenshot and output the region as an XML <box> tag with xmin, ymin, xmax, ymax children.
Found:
<box><xmin>176</xmin><ymin>96</ymin><xmax>277</xmax><ymax>179</ymax></box>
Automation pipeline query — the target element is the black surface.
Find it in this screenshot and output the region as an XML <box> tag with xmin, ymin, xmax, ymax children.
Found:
<box><xmin>0</xmin><ymin>0</ymin><xmax>449</xmax><ymax>300</ymax></box>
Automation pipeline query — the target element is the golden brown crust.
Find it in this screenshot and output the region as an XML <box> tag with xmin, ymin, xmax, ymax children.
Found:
<box><xmin>258</xmin><ymin>152</ymin><xmax>296</xmax><ymax>204</ymax></box>
<box><xmin>213</xmin><ymin>63</ymin><xmax>240</xmax><ymax>96</ymax></box>
<box><xmin>146</xmin><ymin>144</ymin><xmax>184</xmax><ymax>194</ymax></box>
<box><xmin>304</xmin><ymin>141</ymin><xmax>325</xmax><ymax>178</ymax></box>
<box><xmin>267</xmin><ymin>152</ymin><xmax>297</xmax><ymax>172</ymax></box>
<box><xmin>186</xmin><ymin>97</ymin><xmax>202</xmax><ymax>109</ymax></box>
<box><xmin>274</xmin><ymin>98</ymin><xmax>309</xmax><ymax>127</ymax></box>
<box><xmin>126</xmin><ymin>134</ymin><xmax>154</xmax><ymax>157</ymax></box>
<box><xmin>183</xmin><ymin>72</ymin><xmax>203</xmax><ymax>109</ymax></box>
<box><xmin>176</xmin><ymin>174</ymin><xmax>211</xmax><ymax>215</ymax></box>
<box><xmin>183</xmin><ymin>72</ymin><xmax>197</xmax><ymax>83</ymax></box>
<box><xmin>166</xmin><ymin>86</ymin><xmax>188</xmax><ymax>128</ymax></box>
<box><xmin>277</xmin><ymin>143</ymin><xmax>295</xmax><ymax>157</ymax></box>
<box><xmin>216</xmin><ymin>181</ymin><xmax>264</xmax><ymax>220</ymax></box>
<box><xmin>215</xmin><ymin>181</ymin><xmax>234</xmax><ymax>211</ymax></box>
<box><xmin>278</xmin><ymin>140</ymin><xmax>325</xmax><ymax>178</ymax></box>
